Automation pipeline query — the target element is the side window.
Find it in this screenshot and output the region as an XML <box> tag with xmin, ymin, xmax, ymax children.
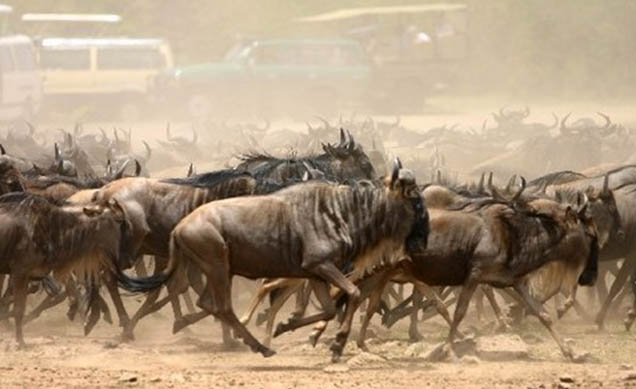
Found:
<box><xmin>251</xmin><ymin>46</ymin><xmax>296</xmax><ymax>66</ymax></box>
<box><xmin>0</xmin><ymin>45</ymin><xmax>14</xmax><ymax>72</ymax></box>
<box><xmin>39</xmin><ymin>49</ymin><xmax>90</xmax><ymax>70</ymax></box>
<box><xmin>13</xmin><ymin>44</ymin><xmax>37</xmax><ymax>71</ymax></box>
<box><xmin>97</xmin><ymin>48</ymin><xmax>165</xmax><ymax>70</ymax></box>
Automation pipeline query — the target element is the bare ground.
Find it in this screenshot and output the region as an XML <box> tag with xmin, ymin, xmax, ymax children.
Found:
<box><xmin>0</xmin><ymin>294</ymin><xmax>634</xmax><ymax>389</ymax></box>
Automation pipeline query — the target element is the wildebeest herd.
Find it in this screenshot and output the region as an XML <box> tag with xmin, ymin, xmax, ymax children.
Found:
<box><xmin>0</xmin><ymin>108</ymin><xmax>634</xmax><ymax>365</ymax></box>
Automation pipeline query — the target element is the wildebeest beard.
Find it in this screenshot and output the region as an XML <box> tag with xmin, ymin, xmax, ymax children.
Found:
<box><xmin>406</xmin><ymin>195</ymin><xmax>429</xmax><ymax>253</ymax></box>
<box><xmin>578</xmin><ymin>234</ymin><xmax>599</xmax><ymax>286</ymax></box>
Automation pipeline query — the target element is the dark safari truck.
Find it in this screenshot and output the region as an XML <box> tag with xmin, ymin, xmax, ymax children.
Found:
<box><xmin>154</xmin><ymin>39</ymin><xmax>372</xmax><ymax>119</ymax></box>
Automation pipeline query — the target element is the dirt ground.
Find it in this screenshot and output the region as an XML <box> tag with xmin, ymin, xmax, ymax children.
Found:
<box><xmin>0</xmin><ymin>289</ymin><xmax>634</xmax><ymax>389</ymax></box>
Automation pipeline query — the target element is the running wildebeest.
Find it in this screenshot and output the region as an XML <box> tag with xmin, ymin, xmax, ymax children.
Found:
<box><xmin>116</xmin><ymin>159</ymin><xmax>429</xmax><ymax>362</ymax></box>
<box><xmin>0</xmin><ymin>192</ymin><xmax>132</xmax><ymax>348</ymax></box>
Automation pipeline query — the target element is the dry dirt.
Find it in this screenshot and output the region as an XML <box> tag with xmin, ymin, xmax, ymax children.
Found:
<box><xmin>0</xmin><ymin>291</ymin><xmax>634</xmax><ymax>389</ymax></box>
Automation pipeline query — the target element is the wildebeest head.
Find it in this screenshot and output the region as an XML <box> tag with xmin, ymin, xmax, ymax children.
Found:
<box><xmin>386</xmin><ymin>158</ymin><xmax>429</xmax><ymax>252</ymax></box>
<box><xmin>81</xmin><ymin>198</ymin><xmax>134</xmax><ymax>269</ymax></box>
<box><xmin>322</xmin><ymin>129</ymin><xmax>376</xmax><ymax>180</ymax></box>
<box><xmin>0</xmin><ymin>160</ymin><xmax>26</xmax><ymax>194</ymax></box>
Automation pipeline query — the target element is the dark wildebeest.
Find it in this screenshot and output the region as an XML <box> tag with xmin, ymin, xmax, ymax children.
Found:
<box><xmin>348</xmin><ymin>183</ymin><xmax>599</xmax><ymax>361</ymax></box>
<box><xmin>0</xmin><ymin>192</ymin><xmax>131</xmax><ymax>348</ymax></box>
<box><xmin>91</xmin><ymin>169</ymin><xmax>266</xmax><ymax>340</ymax></box>
<box><xmin>116</xmin><ymin>160</ymin><xmax>428</xmax><ymax>361</ymax></box>
<box><xmin>236</xmin><ymin>128</ymin><xmax>376</xmax><ymax>184</ymax></box>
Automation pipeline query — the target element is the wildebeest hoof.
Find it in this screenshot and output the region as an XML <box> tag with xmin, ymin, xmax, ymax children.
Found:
<box><xmin>273</xmin><ymin>323</ymin><xmax>289</xmax><ymax>338</ymax></box>
<box><xmin>220</xmin><ymin>339</ymin><xmax>242</xmax><ymax>351</ymax></box>
<box><xmin>118</xmin><ymin>317</ymin><xmax>130</xmax><ymax>329</ymax></box>
<box><xmin>329</xmin><ymin>342</ymin><xmax>343</xmax><ymax>362</ymax></box>
<box><xmin>356</xmin><ymin>342</ymin><xmax>369</xmax><ymax>352</ymax></box>
<box><xmin>120</xmin><ymin>331</ymin><xmax>135</xmax><ymax>342</ymax></box>
<box><xmin>260</xmin><ymin>347</ymin><xmax>276</xmax><ymax>358</ymax></box>
<box><xmin>172</xmin><ymin>318</ymin><xmax>189</xmax><ymax>334</ymax></box>
<box><xmin>408</xmin><ymin>330</ymin><xmax>423</xmax><ymax>343</ymax></box>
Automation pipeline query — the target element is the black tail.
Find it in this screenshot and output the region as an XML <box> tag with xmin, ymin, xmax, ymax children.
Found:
<box><xmin>115</xmin><ymin>266</ymin><xmax>172</xmax><ymax>293</ymax></box>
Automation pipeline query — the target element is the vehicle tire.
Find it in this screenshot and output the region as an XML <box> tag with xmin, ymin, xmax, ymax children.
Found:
<box><xmin>120</xmin><ymin>102</ymin><xmax>142</xmax><ymax>122</ymax></box>
<box><xmin>188</xmin><ymin>94</ymin><xmax>212</xmax><ymax>122</ymax></box>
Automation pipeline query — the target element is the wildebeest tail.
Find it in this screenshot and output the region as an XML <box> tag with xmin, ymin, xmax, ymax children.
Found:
<box><xmin>115</xmin><ymin>265</ymin><xmax>172</xmax><ymax>293</ymax></box>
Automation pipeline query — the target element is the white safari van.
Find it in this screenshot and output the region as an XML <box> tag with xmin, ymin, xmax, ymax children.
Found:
<box><xmin>0</xmin><ymin>35</ymin><xmax>43</xmax><ymax>122</ymax></box>
<box><xmin>35</xmin><ymin>37</ymin><xmax>173</xmax><ymax>121</ymax></box>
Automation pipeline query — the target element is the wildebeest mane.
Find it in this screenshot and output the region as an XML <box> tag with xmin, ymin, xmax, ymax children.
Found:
<box><xmin>161</xmin><ymin>168</ymin><xmax>252</xmax><ymax>188</ymax></box>
<box><xmin>26</xmin><ymin>175</ymin><xmax>104</xmax><ymax>190</ymax></box>
<box><xmin>528</xmin><ymin>170</ymin><xmax>587</xmax><ymax>187</ymax></box>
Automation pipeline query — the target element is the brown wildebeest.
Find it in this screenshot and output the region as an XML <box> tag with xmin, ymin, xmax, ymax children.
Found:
<box><xmin>352</xmin><ymin>187</ymin><xmax>599</xmax><ymax>361</ymax></box>
<box><xmin>117</xmin><ymin>159</ymin><xmax>428</xmax><ymax>361</ymax></box>
<box><xmin>0</xmin><ymin>192</ymin><xmax>132</xmax><ymax>348</ymax></box>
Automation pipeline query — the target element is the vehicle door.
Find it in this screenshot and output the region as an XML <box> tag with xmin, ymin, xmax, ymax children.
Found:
<box><xmin>39</xmin><ymin>47</ymin><xmax>93</xmax><ymax>94</ymax></box>
<box><xmin>95</xmin><ymin>47</ymin><xmax>166</xmax><ymax>95</ymax></box>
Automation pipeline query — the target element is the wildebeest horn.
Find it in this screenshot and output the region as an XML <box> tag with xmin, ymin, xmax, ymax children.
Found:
<box><xmin>134</xmin><ymin>160</ymin><xmax>142</xmax><ymax>176</ymax></box>
<box><xmin>602</xmin><ymin>173</ymin><xmax>609</xmax><ymax>195</ymax></box>
<box><xmin>113</xmin><ymin>128</ymin><xmax>119</xmax><ymax>143</ymax></box>
<box><xmin>0</xmin><ymin>144</ymin><xmax>5</xmax><ymax>155</ymax></box>
<box><xmin>481</xmin><ymin>119</ymin><xmax>488</xmax><ymax>132</ymax></box>
<box><xmin>25</xmin><ymin>121</ymin><xmax>35</xmax><ymax>137</ymax></box>
<box><xmin>339</xmin><ymin>128</ymin><xmax>346</xmax><ymax>146</ymax></box>
<box><xmin>166</xmin><ymin>123</ymin><xmax>172</xmax><ymax>141</ymax></box>
<box><xmin>54</xmin><ymin>143</ymin><xmax>61</xmax><ymax>161</ymax></box>
<box><xmin>511</xmin><ymin>176</ymin><xmax>526</xmax><ymax>201</ymax></box>
<box><xmin>477</xmin><ymin>172</ymin><xmax>485</xmax><ymax>192</ymax></box>
<box><xmin>187</xmin><ymin>163</ymin><xmax>194</xmax><ymax>177</ymax></box>
<box><xmin>105</xmin><ymin>159</ymin><xmax>113</xmax><ymax>176</ymax></box>
<box><xmin>505</xmin><ymin>174</ymin><xmax>517</xmax><ymax>193</ymax></box>
<box><xmin>523</xmin><ymin>106</ymin><xmax>530</xmax><ymax>118</ymax></box>
<box><xmin>114</xmin><ymin>159</ymin><xmax>131</xmax><ymax>179</ymax></box>
<box><xmin>315</xmin><ymin>116</ymin><xmax>330</xmax><ymax>129</ymax></box>
<box><xmin>191</xmin><ymin>126</ymin><xmax>198</xmax><ymax>144</ymax></box>
<box><xmin>390</xmin><ymin>158</ymin><xmax>400</xmax><ymax>187</ymax></box>
<box><xmin>577</xmin><ymin>192</ymin><xmax>589</xmax><ymax>217</ymax></box>
<box><xmin>547</xmin><ymin>113</ymin><xmax>559</xmax><ymax>129</ymax></box>
<box><xmin>258</xmin><ymin>119</ymin><xmax>270</xmax><ymax>132</ymax></box>
<box><xmin>98</xmin><ymin>128</ymin><xmax>109</xmax><ymax>144</ymax></box>
<box><xmin>499</xmin><ymin>107</ymin><xmax>507</xmax><ymax>118</ymax></box>
<box><xmin>57</xmin><ymin>159</ymin><xmax>64</xmax><ymax>174</ymax></box>
<box><xmin>560</xmin><ymin>112</ymin><xmax>572</xmax><ymax>134</ymax></box>
<box><xmin>597</xmin><ymin>112</ymin><xmax>611</xmax><ymax>129</ymax></box>
<box><xmin>142</xmin><ymin>141</ymin><xmax>152</xmax><ymax>161</ymax></box>
<box><xmin>435</xmin><ymin>170</ymin><xmax>442</xmax><ymax>184</ymax></box>
<box><xmin>306</xmin><ymin>122</ymin><xmax>314</xmax><ymax>132</ymax></box>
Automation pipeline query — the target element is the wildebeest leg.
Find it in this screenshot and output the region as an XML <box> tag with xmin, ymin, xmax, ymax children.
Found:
<box><xmin>264</xmin><ymin>282</ymin><xmax>300</xmax><ymax>347</ymax></box>
<box><xmin>482</xmin><ymin>286</ymin><xmax>510</xmax><ymax>330</ymax></box>
<box><xmin>557</xmin><ymin>285</ymin><xmax>578</xmax><ymax>319</ymax></box>
<box><xmin>596</xmin><ymin>259</ymin><xmax>635</xmax><ymax>330</ymax></box>
<box><xmin>312</xmin><ymin>262</ymin><xmax>361</xmax><ymax>362</ymax></box>
<box><xmin>11</xmin><ymin>275</ymin><xmax>28</xmax><ymax>349</ymax></box>
<box><xmin>357</xmin><ymin>279</ymin><xmax>388</xmax><ymax>351</ymax></box>
<box><xmin>414</xmin><ymin>281</ymin><xmax>455</xmax><ymax>328</ymax></box>
<box><xmin>447</xmin><ymin>281</ymin><xmax>478</xmax><ymax>355</ymax></box>
<box><xmin>408</xmin><ymin>287</ymin><xmax>423</xmax><ymax>342</ymax></box>
<box><xmin>24</xmin><ymin>292</ymin><xmax>66</xmax><ymax>324</ymax></box>
<box><xmin>134</xmin><ymin>258</ymin><xmax>148</xmax><ymax>277</ymax></box>
<box><xmin>104</xmin><ymin>276</ymin><xmax>130</xmax><ymax>333</ymax></box>
<box><xmin>625</xmin><ymin>265</ymin><xmax>636</xmax><ymax>331</ymax></box>
<box><xmin>474</xmin><ymin>287</ymin><xmax>485</xmax><ymax>323</ymax></box>
<box><xmin>513</xmin><ymin>282</ymin><xmax>574</xmax><ymax>361</ymax></box>
<box><xmin>182</xmin><ymin>290</ymin><xmax>197</xmax><ymax>314</ymax></box>
<box><xmin>292</xmin><ymin>281</ymin><xmax>312</xmax><ymax>320</ymax></box>
<box><xmin>240</xmin><ymin>278</ymin><xmax>279</xmax><ymax>325</ymax></box>
<box><xmin>274</xmin><ymin>279</ymin><xmax>337</xmax><ymax>337</ymax></box>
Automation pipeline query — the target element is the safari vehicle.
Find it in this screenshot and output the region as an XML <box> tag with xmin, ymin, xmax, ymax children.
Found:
<box><xmin>0</xmin><ymin>5</ymin><xmax>43</xmax><ymax>123</ymax></box>
<box><xmin>156</xmin><ymin>39</ymin><xmax>372</xmax><ymax>119</ymax></box>
<box><xmin>34</xmin><ymin>37</ymin><xmax>173</xmax><ymax>121</ymax></box>
<box><xmin>296</xmin><ymin>3</ymin><xmax>469</xmax><ymax>112</ymax></box>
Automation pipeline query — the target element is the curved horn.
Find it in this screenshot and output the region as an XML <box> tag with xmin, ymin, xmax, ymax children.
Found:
<box><xmin>187</xmin><ymin>163</ymin><xmax>194</xmax><ymax>177</ymax></box>
<box><xmin>113</xmin><ymin>128</ymin><xmax>119</xmax><ymax>143</ymax></box>
<box><xmin>597</xmin><ymin>112</ymin><xmax>612</xmax><ymax>129</ymax></box>
<box><xmin>190</xmin><ymin>125</ymin><xmax>198</xmax><ymax>144</ymax></box>
<box><xmin>602</xmin><ymin>173</ymin><xmax>609</xmax><ymax>195</ymax></box>
<box><xmin>393</xmin><ymin>115</ymin><xmax>401</xmax><ymax>127</ymax></box>
<box><xmin>134</xmin><ymin>160</ymin><xmax>142</xmax><ymax>176</ymax></box>
<box><xmin>166</xmin><ymin>122</ymin><xmax>172</xmax><ymax>141</ymax></box>
<box><xmin>477</xmin><ymin>172</ymin><xmax>485</xmax><ymax>192</ymax></box>
<box><xmin>390</xmin><ymin>158</ymin><xmax>400</xmax><ymax>187</ymax></box>
<box><xmin>548</xmin><ymin>113</ymin><xmax>559</xmax><ymax>129</ymax></box>
<box><xmin>0</xmin><ymin>144</ymin><xmax>4</xmax><ymax>155</ymax></box>
<box><xmin>142</xmin><ymin>141</ymin><xmax>152</xmax><ymax>161</ymax></box>
<box><xmin>577</xmin><ymin>192</ymin><xmax>589</xmax><ymax>216</ymax></box>
<box><xmin>54</xmin><ymin>143</ymin><xmax>61</xmax><ymax>161</ymax></box>
<box><xmin>511</xmin><ymin>176</ymin><xmax>526</xmax><ymax>201</ymax></box>
<box><xmin>114</xmin><ymin>159</ymin><xmax>131</xmax><ymax>179</ymax></box>
<box><xmin>505</xmin><ymin>174</ymin><xmax>517</xmax><ymax>193</ymax></box>
<box><xmin>315</xmin><ymin>116</ymin><xmax>331</xmax><ymax>129</ymax></box>
<box><xmin>339</xmin><ymin>128</ymin><xmax>346</xmax><ymax>146</ymax></box>
<box><xmin>523</xmin><ymin>106</ymin><xmax>530</xmax><ymax>119</ymax></box>
<box><xmin>25</xmin><ymin>121</ymin><xmax>35</xmax><ymax>137</ymax></box>
<box><xmin>560</xmin><ymin>113</ymin><xmax>572</xmax><ymax>134</ymax></box>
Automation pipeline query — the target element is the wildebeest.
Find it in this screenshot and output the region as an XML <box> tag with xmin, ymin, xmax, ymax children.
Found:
<box><xmin>0</xmin><ymin>192</ymin><xmax>131</xmax><ymax>347</ymax></box>
<box><xmin>116</xmin><ymin>159</ymin><xmax>428</xmax><ymax>361</ymax></box>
